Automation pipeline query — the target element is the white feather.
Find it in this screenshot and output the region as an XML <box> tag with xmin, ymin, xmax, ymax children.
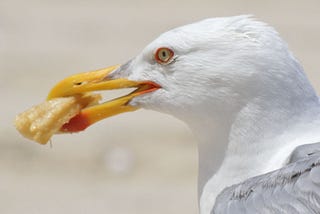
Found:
<box><xmin>114</xmin><ymin>16</ymin><xmax>320</xmax><ymax>214</ymax></box>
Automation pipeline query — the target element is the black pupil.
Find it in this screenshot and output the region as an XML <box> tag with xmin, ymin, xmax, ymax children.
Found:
<box><xmin>161</xmin><ymin>50</ymin><xmax>167</xmax><ymax>58</ymax></box>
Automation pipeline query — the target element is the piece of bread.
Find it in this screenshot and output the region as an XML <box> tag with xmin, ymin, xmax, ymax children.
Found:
<box><xmin>15</xmin><ymin>94</ymin><xmax>101</xmax><ymax>145</ymax></box>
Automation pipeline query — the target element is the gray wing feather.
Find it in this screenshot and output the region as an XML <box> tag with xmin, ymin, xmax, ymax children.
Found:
<box><xmin>212</xmin><ymin>143</ymin><xmax>320</xmax><ymax>214</ymax></box>
<box><xmin>289</xmin><ymin>142</ymin><xmax>320</xmax><ymax>163</ymax></box>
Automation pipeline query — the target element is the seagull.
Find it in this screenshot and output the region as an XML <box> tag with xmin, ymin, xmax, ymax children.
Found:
<box><xmin>48</xmin><ymin>15</ymin><xmax>320</xmax><ymax>213</ymax></box>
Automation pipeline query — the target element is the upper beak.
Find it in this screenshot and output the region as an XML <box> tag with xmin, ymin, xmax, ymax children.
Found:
<box><xmin>47</xmin><ymin>65</ymin><xmax>160</xmax><ymax>132</ymax></box>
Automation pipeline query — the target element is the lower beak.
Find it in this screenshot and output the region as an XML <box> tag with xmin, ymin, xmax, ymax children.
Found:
<box><xmin>47</xmin><ymin>65</ymin><xmax>160</xmax><ymax>132</ymax></box>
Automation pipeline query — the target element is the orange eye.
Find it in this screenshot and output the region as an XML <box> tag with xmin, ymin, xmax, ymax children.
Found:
<box><xmin>155</xmin><ymin>47</ymin><xmax>174</xmax><ymax>64</ymax></box>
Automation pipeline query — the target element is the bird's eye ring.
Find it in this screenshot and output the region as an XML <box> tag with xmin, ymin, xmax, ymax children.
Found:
<box><xmin>154</xmin><ymin>47</ymin><xmax>174</xmax><ymax>65</ymax></box>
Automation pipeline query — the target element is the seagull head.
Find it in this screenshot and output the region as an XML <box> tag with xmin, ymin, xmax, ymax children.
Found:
<box><xmin>48</xmin><ymin>15</ymin><xmax>316</xmax><ymax>132</ymax></box>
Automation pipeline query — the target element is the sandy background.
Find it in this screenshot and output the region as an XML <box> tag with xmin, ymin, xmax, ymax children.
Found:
<box><xmin>1</xmin><ymin>0</ymin><xmax>319</xmax><ymax>213</ymax></box>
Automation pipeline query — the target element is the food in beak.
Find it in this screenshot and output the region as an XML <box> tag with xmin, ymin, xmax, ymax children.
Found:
<box><xmin>14</xmin><ymin>65</ymin><xmax>160</xmax><ymax>145</ymax></box>
<box><xmin>15</xmin><ymin>93</ymin><xmax>101</xmax><ymax>144</ymax></box>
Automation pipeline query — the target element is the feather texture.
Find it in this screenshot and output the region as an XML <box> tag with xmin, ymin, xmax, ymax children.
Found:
<box><xmin>213</xmin><ymin>143</ymin><xmax>320</xmax><ymax>213</ymax></box>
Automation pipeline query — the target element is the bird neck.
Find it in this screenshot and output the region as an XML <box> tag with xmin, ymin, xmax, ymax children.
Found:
<box><xmin>187</xmin><ymin>90</ymin><xmax>320</xmax><ymax>214</ymax></box>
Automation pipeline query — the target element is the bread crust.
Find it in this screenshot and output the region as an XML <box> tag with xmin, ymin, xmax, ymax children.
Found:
<box><xmin>15</xmin><ymin>94</ymin><xmax>101</xmax><ymax>144</ymax></box>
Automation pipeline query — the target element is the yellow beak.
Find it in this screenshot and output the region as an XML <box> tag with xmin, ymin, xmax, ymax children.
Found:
<box><xmin>47</xmin><ymin>65</ymin><xmax>160</xmax><ymax>132</ymax></box>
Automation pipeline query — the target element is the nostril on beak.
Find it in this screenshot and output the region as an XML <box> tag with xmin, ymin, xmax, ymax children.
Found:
<box><xmin>73</xmin><ymin>81</ymin><xmax>88</xmax><ymax>86</ymax></box>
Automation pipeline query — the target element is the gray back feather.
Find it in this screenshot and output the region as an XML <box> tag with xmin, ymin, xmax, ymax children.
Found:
<box><xmin>212</xmin><ymin>143</ymin><xmax>320</xmax><ymax>214</ymax></box>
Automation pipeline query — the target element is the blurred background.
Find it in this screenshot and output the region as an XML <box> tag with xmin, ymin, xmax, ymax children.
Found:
<box><xmin>1</xmin><ymin>0</ymin><xmax>319</xmax><ymax>213</ymax></box>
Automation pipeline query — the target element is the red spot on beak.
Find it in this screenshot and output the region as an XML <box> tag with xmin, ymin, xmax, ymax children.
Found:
<box><xmin>61</xmin><ymin>113</ymin><xmax>90</xmax><ymax>132</ymax></box>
